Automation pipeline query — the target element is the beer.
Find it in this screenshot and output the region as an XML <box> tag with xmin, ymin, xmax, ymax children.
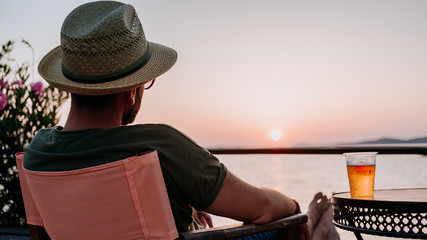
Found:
<box><xmin>344</xmin><ymin>152</ymin><xmax>377</xmax><ymax>199</ymax></box>
<box><xmin>347</xmin><ymin>164</ymin><xmax>375</xmax><ymax>199</ymax></box>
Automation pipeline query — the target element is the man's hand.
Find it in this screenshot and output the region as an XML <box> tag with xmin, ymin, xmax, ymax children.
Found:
<box><xmin>193</xmin><ymin>208</ymin><xmax>213</xmax><ymax>228</ymax></box>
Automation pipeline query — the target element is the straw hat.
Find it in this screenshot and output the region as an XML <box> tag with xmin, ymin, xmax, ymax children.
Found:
<box><xmin>38</xmin><ymin>1</ymin><xmax>177</xmax><ymax>95</ymax></box>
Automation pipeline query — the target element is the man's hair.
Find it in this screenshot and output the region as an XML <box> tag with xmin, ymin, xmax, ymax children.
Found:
<box><xmin>71</xmin><ymin>93</ymin><xmax>120</xmax><ymax>108</ymax></box>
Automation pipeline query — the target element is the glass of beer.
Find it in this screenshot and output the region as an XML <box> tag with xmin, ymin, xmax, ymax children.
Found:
<box><xmin>344</xmin><ymin>152</ymin><xmax>377</xmax><ymax>199</ymax></box>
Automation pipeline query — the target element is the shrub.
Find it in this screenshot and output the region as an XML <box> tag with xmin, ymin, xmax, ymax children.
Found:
<box><xmin>0</xmin><ymin>40</ymin><xmax>69</xmax><ymax>226</ymax></box>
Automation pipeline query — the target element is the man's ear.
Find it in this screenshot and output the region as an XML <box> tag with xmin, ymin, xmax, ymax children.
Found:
<box><xmin>126</xmin><ymin>88</ymin><xmax>137</xmax><ymax>105</ymax></box>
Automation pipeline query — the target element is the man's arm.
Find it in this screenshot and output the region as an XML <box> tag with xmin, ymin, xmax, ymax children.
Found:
<box><xmin>205</xmin><ymin>171</ymin><xmax>299</xmax><ymax>224</ymax></box>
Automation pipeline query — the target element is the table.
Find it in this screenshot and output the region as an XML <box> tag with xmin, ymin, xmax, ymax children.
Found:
<box><xmin>332</xmin><ymin>188</ymin><xmax>427</xmax><ymax>239</ymax></box>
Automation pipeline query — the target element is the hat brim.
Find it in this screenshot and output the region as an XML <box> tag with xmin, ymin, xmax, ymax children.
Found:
<box><xmin>38</xmin><ymin>42</ymin><xmax>177</xmax><ymax>95</ymax></box>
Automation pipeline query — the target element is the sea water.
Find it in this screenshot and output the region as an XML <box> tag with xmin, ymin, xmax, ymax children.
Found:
<box><xmin>210</xmin><ymin>154</ymin><xmax>427</xmax><ymax>240</ymax></box>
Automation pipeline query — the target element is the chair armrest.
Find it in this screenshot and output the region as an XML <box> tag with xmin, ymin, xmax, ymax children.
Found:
<box><xmin>179</xmin><ymin>213</ymin><xmax>308</xmax><ymax>240</ymax></box>
<box><xmin>27</xmin><ymin>214</ymin><xmax>307</xmax><ymax>240</ymax></box>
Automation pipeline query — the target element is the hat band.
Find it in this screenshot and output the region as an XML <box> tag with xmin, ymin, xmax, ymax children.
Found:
<box><xmin>62</xmin><ymin>44</ymin><xmax>152</xmax><ymax>84</ymax></box>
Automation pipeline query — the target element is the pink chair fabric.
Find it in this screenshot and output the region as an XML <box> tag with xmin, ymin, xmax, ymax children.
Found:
<box><xmin>16</xmin><ymin>152</ymin><xmax>43</xmax><ymax>226</ymax></box>
<box><xmin>16</xmin><ymin>151</ymin><xmax>178</xmax><ymax>240</ymax></box>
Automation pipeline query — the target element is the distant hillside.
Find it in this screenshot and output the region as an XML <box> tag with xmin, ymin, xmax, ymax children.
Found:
<box><xmin>356</xmin><ymin>137</ymin><xmax>427</xmax><ymax>144</ymax></box>
<box><xmin>296</xmin><ymin>136</ymin><xmax>427</xmax><ymax>147</ymax></box>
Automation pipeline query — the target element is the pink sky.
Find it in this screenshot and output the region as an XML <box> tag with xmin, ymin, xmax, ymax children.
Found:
<box><xmin>3</xmin><ymin>1</ymin><xmax>427</xmax><ymax>148</ymax></box>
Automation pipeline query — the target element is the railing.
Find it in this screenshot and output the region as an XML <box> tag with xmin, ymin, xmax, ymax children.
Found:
<box><xmin>208</xmin><ymin>145</ymin><xmax>427</xmax><ymax>155</ymax></box>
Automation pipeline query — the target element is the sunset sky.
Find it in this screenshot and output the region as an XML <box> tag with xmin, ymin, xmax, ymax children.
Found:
<box><xmin>3</xmin><ymin>0</ymin><xmax>427</xmax><ymax>148</ymax></box>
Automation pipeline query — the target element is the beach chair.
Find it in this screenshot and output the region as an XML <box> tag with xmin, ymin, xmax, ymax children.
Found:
<box><xmin>16</xmin><ymin>152</ymin><xmax>307</xmax><ymax>240</ymax></box>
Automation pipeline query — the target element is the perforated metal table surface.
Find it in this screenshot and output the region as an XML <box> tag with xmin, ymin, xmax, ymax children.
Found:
<box><xmin>332</xmin><ymin>189</ymin><xmax>427</xmax><ymax>239</ymax></box>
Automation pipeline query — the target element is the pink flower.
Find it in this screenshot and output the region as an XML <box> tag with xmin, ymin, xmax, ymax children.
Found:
<box><xmin>31</xmin><ymin>81</ymin><xmax>45</xmax><ymax>96</ymax></box>
<box><xmin>0</xmin><ymin>78</ymin><xmax>9</xmax><ymax>89</ymax></box>
<box><xmin>0</xmin><ymin>91</ymin><xmax>7</xmax><ymax>110</ymax></box>
<box><xmin>11</xmin><ymin>80</ymin><xmax>23</xmax><ymax>88</ymax></box>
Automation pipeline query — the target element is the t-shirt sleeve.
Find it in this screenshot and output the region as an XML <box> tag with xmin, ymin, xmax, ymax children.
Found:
<box><xmin>155</xmin><ymin>125</ymin><xmax>228</xmax><ymax>210</ymax></box>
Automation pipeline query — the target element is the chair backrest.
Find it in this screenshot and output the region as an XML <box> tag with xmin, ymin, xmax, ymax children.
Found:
<box><xmin>16</xmin><ymin>151</ymin><xmax>178</xmax><ymax>240</ymax></box>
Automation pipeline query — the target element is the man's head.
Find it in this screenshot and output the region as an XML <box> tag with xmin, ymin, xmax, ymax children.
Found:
<box><xmin>70</xmin><ymin>85</ymin><xmax>143</xmax><ymax>125</ymax></box>
<box><xmin>38</xmin><ymin>1</ymin><xmax>177</xmax><ymax>96</ymax></box>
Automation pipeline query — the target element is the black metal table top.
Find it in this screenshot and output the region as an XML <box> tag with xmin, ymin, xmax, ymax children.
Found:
<box><xmin>332</xmin><ymin>188</ymin><xmax>427</xmax><ymax>239</ymax></box>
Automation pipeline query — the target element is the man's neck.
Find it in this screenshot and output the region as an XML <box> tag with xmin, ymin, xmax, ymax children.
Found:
<box><xmin>63</xmin><ymin>106</ymin><xmax>124</xmax><ymax>131</ymax></box>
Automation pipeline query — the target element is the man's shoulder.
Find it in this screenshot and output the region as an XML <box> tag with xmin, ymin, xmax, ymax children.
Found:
<box><xmin>122</xmin><ymin>124</ymin><xmax>204</xmax><ymax>153</ymax></box>
<box><xmin>32</xmin><ymin>124</ymin><xmax>187</xmax><ymax>143</ymax></box>
<box><xmin>99</xmin><ymin>124</ymin><xmax>195</xmax><ymax>145</ymax></box>
<box><xmin>31</xmin><ymin>127</ymin><xmax>60</xmax><ymax>141</ymax></box>
<box><xmin>129</xmin><ymin>123</ymin><xmax>176</xmax><ymax>131</ymax></box>
<box><xmin>117</xmin><ymin>123</ymin><xmax>181</xmax><ymax>136</ymax></box>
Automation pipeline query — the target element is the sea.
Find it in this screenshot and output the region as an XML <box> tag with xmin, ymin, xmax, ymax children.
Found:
<box><xmin>209</xmin><ymin>153</ymin><xmax>427</xmax><ymax>240</ymax></box>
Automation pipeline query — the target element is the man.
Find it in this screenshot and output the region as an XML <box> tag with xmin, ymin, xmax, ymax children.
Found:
<box><xmin>25</xmin><ymin>1</ymin><xmax>338</xmax><ymax>239</ymax></box>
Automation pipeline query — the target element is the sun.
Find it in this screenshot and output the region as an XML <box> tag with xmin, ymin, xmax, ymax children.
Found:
<box><xmin>270</xmin><ymin>130</ymin><xmax>282</xmax><ymax>141</ymax></box>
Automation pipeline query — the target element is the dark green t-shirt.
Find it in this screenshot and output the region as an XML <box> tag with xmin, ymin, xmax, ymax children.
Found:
<box><xmin>23</xmin><ymin>124</ymin><xmax>227</xmax><ymax>232</ymax></box>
